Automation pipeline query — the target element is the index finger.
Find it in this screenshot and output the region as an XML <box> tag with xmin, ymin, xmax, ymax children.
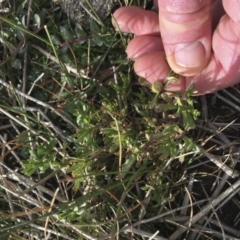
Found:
<box><xmin>112</xmin><ymin>6</ymin><xmax>159</xmax><ymax>36</ymax></box>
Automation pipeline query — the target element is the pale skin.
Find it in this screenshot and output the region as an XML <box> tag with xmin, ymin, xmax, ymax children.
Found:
<box><xmin>112</xmin><ymin>0</ymin><xmax>240</xmax><ymax>95</ymax></box>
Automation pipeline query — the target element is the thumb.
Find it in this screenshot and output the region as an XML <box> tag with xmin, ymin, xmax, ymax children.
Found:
<box><xmin>159</xmin><ymin>0</ymin><xmax>212</xmax><ymax>76</ymax></box>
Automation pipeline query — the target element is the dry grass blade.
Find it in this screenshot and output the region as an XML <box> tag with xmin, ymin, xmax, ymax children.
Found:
<box><xmin>124</xmin><ymin>228</ymin><xmax>166</xmax><ymax>240</ymax></box>
<box><xmin>169</xmin><ymin>178</ymin><xmax>240</xmax><ymax>240</ymax></box>
<box><xmin>0</xmin><ymin>78</ymin><xmax>78</xmax><ymax>130</ymax></box>
<box><xmin>31</xmin><ymin>44</ymin><xmax>89</xmax><ymax>79</ymax></box>
<box><xmin>99</xmin><ymin>199</ymin><xmax>210</xmax><ymax>240</ymax></box>
<box><xmin>201</xmin><ymin>149</ymin><xmax>239</xmax><ymax>178</ymax></box>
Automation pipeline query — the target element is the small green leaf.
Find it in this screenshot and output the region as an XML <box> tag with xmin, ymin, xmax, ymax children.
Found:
<box><xmin>90</xmin><ymin>20</ymin><xmax>101</xmax><ymax>33</ymax></box>
<box><xmin>118</xmin><ymin>157</ymin><xmax>136</xmax><ymax>179</ymax></box>
<box><xmin>50</xmin><ymin>34</ymin><xmax>61</xmax><ymax>45</ymax></box>
<box><xmin>75</xmin><ymin>23</ymin><xmax>87</xmax><ymax>38</ymax></box>
<box><xmin>60</xmin><ymin>26</ymin><xmax>74</xmax><ymax>41</ymax></box>
<box><xmin>34</xmin><ymin>14</ymin><xmax>41</xmax><ymax>28</ymax></box>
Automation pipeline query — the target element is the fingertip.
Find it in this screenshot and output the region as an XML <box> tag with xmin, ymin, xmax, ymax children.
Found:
<box><xmin>112</xmin><ymin>6</ymin><xmax>133</xmax><ymax>33</ymax></box>
<box><xmin>133</xmin><ymin>51</ymin><xmax>170</xmax><ymax>83</ymax></box>
<box><xmin>126</xmin><ymin>36</ymin><xmax>164</xmax><ymax>59</ymax></box>
<box><xmin>222</xmin><ymin>0</ymin><xmax>240</xmax><ymax>23</ymax></box>
<box><xmin>112</xmin><ymin>6</ymin><xmax>159</xmax><ymax>35</ymax></box>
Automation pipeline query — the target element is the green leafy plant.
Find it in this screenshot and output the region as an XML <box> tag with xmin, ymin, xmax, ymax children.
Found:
<box><xmin>1</xmin><ymin>1</ymin><xmax>238</xmax><ymax>240</ymax></box>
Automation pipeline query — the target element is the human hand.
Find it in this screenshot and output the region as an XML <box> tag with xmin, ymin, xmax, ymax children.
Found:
<box><xmin>113</xmin><ymin>0</ymin><xmax>240</xmax><ymax>95</ymax></box>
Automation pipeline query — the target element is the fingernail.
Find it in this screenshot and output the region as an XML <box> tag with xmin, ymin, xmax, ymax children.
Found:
<box><xmin>174</xmin><ymin>41</ymin><xmax>205</xmax><ymax>68</ymax></box>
